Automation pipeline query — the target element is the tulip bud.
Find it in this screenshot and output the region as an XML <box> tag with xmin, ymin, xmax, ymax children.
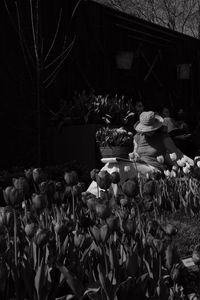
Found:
<box><xmin>111</xmin><ymin>172</ymin><xmax>120</xmax><ymax>184</ymax></box>
<box><xmin>122</xmin><ymin>179</ymin><xmax>139</xmax><ymax>197</ymax></box>
<box><xmin>164</xmin><ymin>170</ymin><xmax>171</xmax><ymax>177</ymax></box>
<box><xmin>74</xmin><ymin>232</ymin><xmax>85</xmax><ymax>248</ymax></box>
<box><xmin>153</xmin><ymin>238</ymin><xmax>164</xmax><ymax>254</ymax></box>
<box><xmin>165</xmin><ymin>224</ymin><xmax>177</xmax><ymax>236</ymax></box>
<box><xmin>177</xmin><ymin>159</ymin><xmax>186</xmax><ymax>168</ymax></box>
<box><xmin>35</xmin><ymin>228</ymin><xmax>51</xmax><ymax>247</ymax></box>
<box><xmin>25</xmin><ymin>223</ymin><xmax>38</xmax><ymax>238</ymax></box>
<box><xmin>157</xmin><ymin>155</ymin><xmax>164</xmax><ymax>164</ymax></box>
<box><xmin>39</xmin><ymin>180</ymin><xmax>55</xmax><ymax>197</ymax></box>
<box><xmin>13</xmin><ymin>177</ymin><xmax>30</xmax><ymax>195</ymax></box>
<box><xmin>123</xmin><ymin>218</ymin><xmax>136</xmax><ymax>235</ymax></box>
<box><xmin>86</xmin><ymin>196</ymin><xmax>97</xmax><ymax>211</ymax></box>
<box><xmin>120</xmin><ymin>197</ymin><xmax>130</xmax><ymax>207</ymax></box>
<box><xmin>192</xmin><ymin>244</ymin><xmax>200</xmax><ymax>265</ymax></box>
<box><xmin>90</xmin><ymin>169</ymin><xmax>99</xmax><ymax>181</ymax></box>
<box><xmin>24</xmin><ymin>168</ymin><xmax>33</xmax><ymax>181</ymax></box>
<box><xmin>32</xmin><ymin>168</ymin><xmax>45</xmax><ymax>184</ymax></box>
<box><xmin>96</xmin><ymin>171</ymin><xmax>112</xmax><ymax>190</ymax></box>
<box><xmin>100</xmin><ymin>224</ymin><xmax>110</xmax><ymax>243</ymax></box>
<box><xmin>3</xmin><ymin>186</ymin><xmax>23</xmax><ymax>206</ymax></box>
<box><xmin>95</xmin><ymin>203</ymin><xmax>111</xmax><ymax>219</ymax></box>
<box><xmin>170</xmin><ymin>265</ymin><xmax>180</xmax><ymax>283</ymax></box>
<box><xmin>143</xmin><ymin>180</ymin><xmax>155</xmax><ymax>196</ymax></box>
<box><xmin>91</xmin><ymin>225</ymin><xmax>101</xmax><ymax>243</ymax></box>
<box><xmin>0</xmin><ymin>207</ymin><xmax>13</xmax><ymax>228</ymax></box>
<box><xmin>32</xmin><ymin>193</ymin><xmax>47</xmax><ymax>211</ymax></box>
<box><xmin>106</xmin><ymin>215</ymin><xmax>118</xmax><ymax>232</ymax></box>
<box><xmin>64</xmin><ymin>171</ymin><xmax>78</xmax><ymax>186</ymax></box>
<box><xmin>169</xmin><ymin>153</ymin><xmax>177</xmax><ymax>162</ymax></box>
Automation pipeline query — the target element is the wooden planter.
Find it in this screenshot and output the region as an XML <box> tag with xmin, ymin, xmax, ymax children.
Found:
<box><xmin>100</xmin><ymin>146</ymin><xmax>132</xmax><ymax>159</ymax></box>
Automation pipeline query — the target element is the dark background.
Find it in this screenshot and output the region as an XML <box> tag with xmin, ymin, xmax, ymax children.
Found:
<box><xmin>1</xmin><ymin>0</ymin><xmax>200</xmax><ymax>170</ymax></box>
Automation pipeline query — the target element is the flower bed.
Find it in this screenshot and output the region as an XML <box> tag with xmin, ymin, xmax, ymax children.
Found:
<box><xmin>0</xmin><ymin>159</ymin><xmax>200</xmax><ymax>299</ymax></box>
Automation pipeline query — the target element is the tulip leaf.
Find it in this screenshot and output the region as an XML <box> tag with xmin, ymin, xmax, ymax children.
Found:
<box><xmin>57</xmin><ymin>265</ymin><xmax>84</xmax><ymax>298</ymax></box>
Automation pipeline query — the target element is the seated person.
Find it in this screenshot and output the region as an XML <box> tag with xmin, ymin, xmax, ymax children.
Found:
<box><xmin>87</xmin><ymin>111</ymin><xmax>193</xmax><ymax>196</ymax></box>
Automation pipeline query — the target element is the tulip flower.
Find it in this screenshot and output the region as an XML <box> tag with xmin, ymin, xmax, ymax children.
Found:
<box><xmin>32</xmin><ymin>193</ymin><xmax>47</xmax><ymax>211</ymax></box>
<box><xmin>169</xmin><ymin>152</ymin><xmax>177</xmax><ymax>162</ymax></box>
<box><xmin>95</xmin><ymin>203</ymin><xmax>111</xmax><ymax>219</ymax></box>
<box><xmin>74</xmin><ymin>231</ymin><xmax>85</xmax><ymax>248</ymax></box>
<box><xmin>3</xmin><ymin>186</ymin><xmax>23</xmax><ymax>206</ymax></box>
<box><xmin>183</xmin><ymin>166</ymin><xmax>190</xmax><ymax>174</ymax></box>
<box><xmin>90</xmin><ymin>169</ymin><xmax>99</xmax><ymax>181</ymax></box>
<box><xmin>197</xmin><ymin>161</ymin><xmax>200</xmax><ymax>168</ymax></box>
<box><xmin>111</xmin><ymin>171</ymin><xmax>120</xmax><ymax>184</ymax></box>
<box><xmin>122</xmin><ymin>179</ymin><xmax>139</xmax><ymax>197</ymax></box>
<box><xmin>39</xmin><ymin>180</ymin><xmax>55</xmax><ymax>197</ymax></box>
<box><xmin>32</xmin><ymin>168</ymin><xmax>45</xmax><ymax>184</ymax></box>
<box><xmin>35</xmin><ymin>228</ymin><xmax>51</xmax><ymax>247</ymax></box>
<box><xmin>156</xmin><ymin>155</ymin><xmax>164</xmax><ymax>164</ymax></box>
<box><xmin>192</xmin><ymin>244</ymin><xmax>200</xmax><ymax>265</ymax></box>
<box><xmin>24</xmin><ymin>168</ymin><xmax>33</xmax><ymax>181</ymax></box>
<box><xmin>96</xmin><ymin>170</ymin><xmax>112</xmax><ymax>190</ymax></box>
<box><xmin>177</xmin><ymin>159</ymin><xmax>186</xmax><ymax>167</ymax></box>
<box><xmin>143</xmin><ymin>180</ymin><xmax>155</xmax><ymax>196</ymax></box>
<box><xmin>64</xmin><ymin>171</ymin><xmax>78</xmax><ymax>186</ymax></box>
<box><xmin>25</xmin><ymin>223</ymin><xmax>38</xmax><ymax>238</ymax></box>
<box><xmin>13</xmin><ymin>177</ymin><xmax>30</xmax><ymax>195</ymax></box>
<box><xmin>164</xmin><ymin>170</ymin><xmax>171</xmax><ymax>177</ymax></box>
<box><xmin>164</xmin><ymin>224</ymin><xmax>177</xmax><ymax>236</ymax></box>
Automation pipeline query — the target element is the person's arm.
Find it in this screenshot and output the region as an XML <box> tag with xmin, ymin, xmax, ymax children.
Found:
<box><xmin>129</xmin><ymin>138</ymin><xmax>139</xmax><ymax>160</ymax></box>
<box><xmin>163</xmin><ymin>134</ymin><xmax>183</xmax><ymax>166</ymax></box>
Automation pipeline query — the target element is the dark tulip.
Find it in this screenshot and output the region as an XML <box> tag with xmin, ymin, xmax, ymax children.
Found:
<box><xmin>55</xmin><ymin>181</ymin><xmax>65</xmax><ymax>192</ymax></box>
<box><xmin>122</xmin><ymin>179</ymin><xmax>139</xmax><ymax>197</ymax></box>
<box><xmin>120</xmin><ymin>197</ymin><xmax>130</xmax><ymax>207</ymax></box>
<box><xmin>100</xmin><ymin>224</ymin><xmax>110</xmax><ymax>243</ymax></box>
<box><xmin>32</xmin><ymin>193</ymin><xmax>47</xmax><ymax>211</ymax></box>
<box><xmin>0</xmin><ymin>207</ymin><xmax>13</xmax><ymax>228</ymax></box>
<box><xmin>170</xmin><ymin>265</ymin><xmax>180</xmax><ymax>283</ymax></box>
<box><xmin>111</xmin><ymin>172</ymin><xmax>120</xmax><ymax>184</ymax></box>
<box><xmin>106</xmin><ymin>215</ymin><xmax>118</xmax><ymax>232</ymax></box>
<box><xmin>90</xmin><ymin>169</ymin><xmax>99</xmax><ymax>181</ymax></box>
<box><xmin>3</xmin><ymin>186</ymin><xmax>23</xmax><ymax>206</ymax></box>
<box><xmin>96</xmin><ymin>170</ymin><xmax>112</xmax><ymax>190</ymax></box>
<box><xmin>72</xmin><ymin>184</ymin><xmax>82</xmax><ymax>197</ymax></box>
<box><xmin>13</xmin><ymin>177</ymin><xmax>30</xmax><ymax>195</ymax></box>
<box><xmin>86</xmin><ymin>196</ymin><xmax>97</xmax><ymax>210</ymax></box>
<box><xmin>39</xmin><ymin>180</ymin><xmax>55</xmax><ymax>197</ymax></box>
<box><xmin>25</xmin><ymin>223</ymin><xmax>38</xmax><ymax>238</ymax></box>
<box><xmin>123</xmin><ymin>218</ymin><xmax>136</xmax><ymax>235</ymax></box>
<box><xmin>91</xmin><ymin>226</ymin><xmax>101</xmax><ymax>243</ymax></box>
<box><xmin>147</xmin><ymin>220</ymin><xmax>160</xmax><ymax>236</ymax></box>
<box><xmin>32</xmin><ymin>168</ymin><xmax>45</xmax><ymax>184</ymax></box>
<box><xmin>35</xmin><ymin>228</ymin><xmax>51</xmax><ymax>247</ymax></box>
<box><xmin>143</xmin><ymin>180</ymin><xmax>155</xmax><ymax>196</ymax></box>
<box><xmin>74</xmin><ymin>232</ymin><xmax>85</xmax><ymax>248</ymax></box>
<box><xmin>64</xmin><ymin>171</ymin><xmax>78</xmax><ymax>186</ymax></box>
<box><xmin>153</xmin><ymin>238</ymin><xmax>164</xmax><ymax>254</ymax></box>
<box><xmin>164</xmin><ymin>224</ymin><xmax>177</xmax><ymax>236</ymax></box>
<box><xmin>95</xmin><ymin>203</ymin><xmax>111</xmax><ymax>219</ymax></box>
<box><xmin>24</xmin><ymin>168</ymin><xmax>33</xmax><ymax>181</ymax></box>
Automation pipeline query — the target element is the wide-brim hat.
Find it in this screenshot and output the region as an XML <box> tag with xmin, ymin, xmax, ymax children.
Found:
<box><xmin>134</xmin><ymin>111</ymin><xmax>164</xmax><ymax>133</ymax></box>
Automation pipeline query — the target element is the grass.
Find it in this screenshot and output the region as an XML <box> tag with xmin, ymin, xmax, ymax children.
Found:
<box><xmin>165</xmin><ymin>211</ymin><xmax>200</xmax><ymax>258</ymax></box>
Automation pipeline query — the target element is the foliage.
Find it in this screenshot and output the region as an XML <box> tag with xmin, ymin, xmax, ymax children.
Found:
<box><xmin>94</xmin><ymin>0</ymin><xmax>200</xmax><ymax>38</ymax></box>
<box><xmin>96</xmin><ymin>127</ymin><xmax>133</xmax><ymax>147</ymax></box>
<box><xmin>51</xmin><ymin>91</ymin><xmax>135</xmax><ymax>128</ymax></box>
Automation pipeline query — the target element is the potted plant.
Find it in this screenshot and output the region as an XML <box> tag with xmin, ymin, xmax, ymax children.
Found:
<box><xmin>96</xmin><ymin>127</ymin><xmax>133</xmax><ymax>159</ymax></box>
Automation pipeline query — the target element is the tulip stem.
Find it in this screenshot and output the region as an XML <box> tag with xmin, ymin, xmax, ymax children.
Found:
<box><xmin>71</xmin><ymin>188</ymin><xmax>75</xmax><ymax>222</ymax></box>
<box><xmin>102</xmin><ymin>245</ymin><xmax>108</xmax><ymax>276</ymax></box>
<box><xmin>13</xmin><ymin>209</ymin><xmax>17</xmax><ymax>266</ymax></box>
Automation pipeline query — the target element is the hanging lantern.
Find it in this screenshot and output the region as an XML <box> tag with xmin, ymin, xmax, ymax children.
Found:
<box><xmin>115</xmin><ymin>51</ymin><xmax>134</xmax><ymax>70</ymax></box>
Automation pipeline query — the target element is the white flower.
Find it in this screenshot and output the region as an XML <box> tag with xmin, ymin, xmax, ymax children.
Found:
<box><xmin>124</xmin><ymin>166</ymin><xmax>131</xmax><ymax>172</ymax></box>
<box><xmin>177</xmin><ymin>159</ymin><xmax>186</xmax><ymax>168</ymax></box>
<box><xmin>172</xmin><ymin>165</ymin><xmax>178</xmax><ymax>171</ymax></box>
<box><xmin>169</xmin><ymin>152</ymin><xmax>177</xmax><ymax>161</ymax></box>
<box><xmin>156</xmin><ymin>155</ymin><xmax>164</xmax><ymax>164</ymax></box>
<box><xmin>116</xmin><ymin>127</ymin><xmax>126</xmax><ymax>133</ymax></box>
<box><xmin>164</xmin><ymin>170</ymin><xmax>171</xmax><ymax>177</ymax></box>
<box><xmin>194</xmin><ymin>156</ymin><xmax>200</xmax><ymax>162</ymax></box>
<box><xmin>183</xmin><ymin>166</ymin><xmax>190</xmax><ymax>174</ymax></box>
<box><xmin>170</xmin><ymin>170</ymin><xmax>176</xmax><ymax>178</ymax></box>
<box><xmin>197</xmin><ymin>161</ymin><xmax>200</xmax><ymax>168</ymax></box>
